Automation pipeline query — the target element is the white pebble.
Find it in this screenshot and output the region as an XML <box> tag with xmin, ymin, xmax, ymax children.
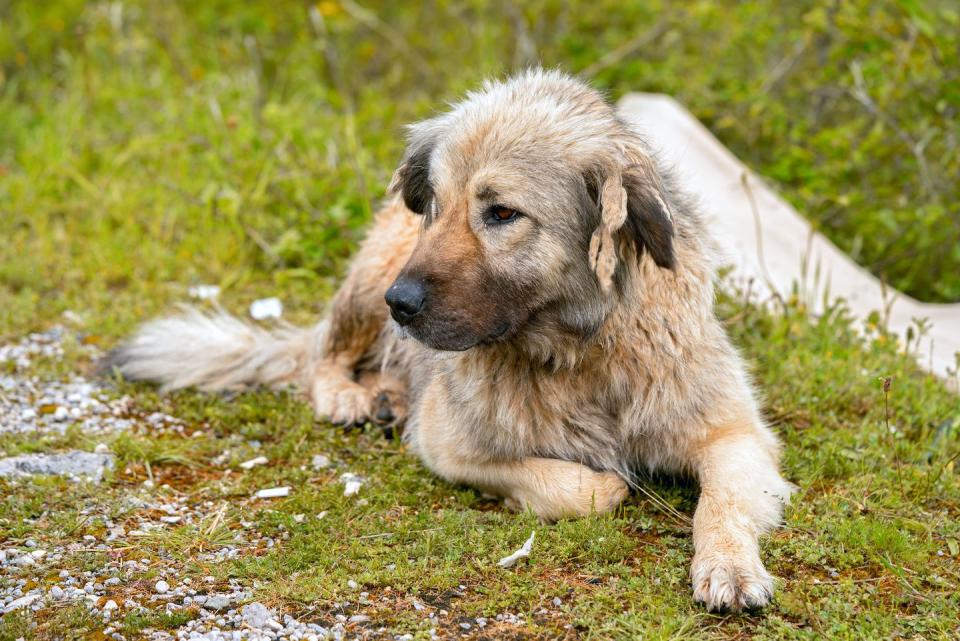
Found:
<box><xmin>254</xmin><ymin>486</ymin><xmax>290</xmax><ymax>499</ymax></box>
<box><xmin>239</xmin><ymin>456</ymin><xmax>269</xmax><ymax>470</ymax></box>
<box><xmin>249</xmin><ymin>297</ymin><xmax>283</xmax><ymax>320</ymax></box>
<box><xmin>103</xmin><ymin>600</ymin><xmax>118</xmax><ymax>611</ymax></box>
<box><xmin>155</xmin><ymin>580</ymin><xmax>170</xmax><ymax>594</ymax></box>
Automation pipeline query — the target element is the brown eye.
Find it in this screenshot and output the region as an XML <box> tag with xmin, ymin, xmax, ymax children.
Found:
<box><xmin>487</xmin><ymin>205</ymin><xmax>521</xmax><ymax>224</ymax></box>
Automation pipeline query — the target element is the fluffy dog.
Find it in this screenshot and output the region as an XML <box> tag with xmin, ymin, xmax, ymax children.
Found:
<box><xmin>106</xmin><ymin>69</ymin><xmax>793</xmax><ymax>611</ymax></box>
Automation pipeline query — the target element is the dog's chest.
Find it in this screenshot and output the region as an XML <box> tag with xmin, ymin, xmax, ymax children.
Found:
<box><xmin>443</xmin><ymin>356</ymin><xmax>639</xmax><ymax>466</ymax></box>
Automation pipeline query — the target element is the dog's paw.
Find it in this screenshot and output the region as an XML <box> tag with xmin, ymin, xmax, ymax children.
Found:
<box><xmin>509</xmin><ymin>464</ymin><xmax>629</xmax><ymax>522</ymax></box>
<box><xmin>690</xmin><ymin>550</ymin><xmax>774</xmax><ymax>612</ymax></box>
<box><xmin>312</xmin><ymin>381</ymin><xmax>373</xmax><ymax>426</ymax></box>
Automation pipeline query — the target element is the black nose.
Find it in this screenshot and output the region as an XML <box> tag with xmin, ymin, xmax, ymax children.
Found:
<box><xmin>385</xmin><ymin>277</ymin><xmax>427</xmax><ymax>325</ymax></box>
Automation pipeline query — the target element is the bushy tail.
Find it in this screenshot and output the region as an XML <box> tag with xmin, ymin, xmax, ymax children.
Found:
<box><xmin>101</xmin><ymin>306</ymin><xmax>323</xmax><ymax>393</ymax></box>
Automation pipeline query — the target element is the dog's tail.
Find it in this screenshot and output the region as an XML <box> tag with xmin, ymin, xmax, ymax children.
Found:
<box><xmin>99</xmin><ymin>306</ymin><xmax>323</xmax><ymax>393</ymax></box>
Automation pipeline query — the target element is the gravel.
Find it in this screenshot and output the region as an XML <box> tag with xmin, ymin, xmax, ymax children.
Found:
<box><xmin>0</xmin><ymin>328</ymin><xmax>183</xmax><ymax>438</ymax></box>
<box><xmin>1</xmin><ymin>327</ymin><xmax>531</xmax><ymax>641</ymax></box>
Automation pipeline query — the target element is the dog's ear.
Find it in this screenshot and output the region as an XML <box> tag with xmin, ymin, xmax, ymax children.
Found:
<box><xmin>621</xmin><ymin>161</ymin><xmax>675</xmax><ymax>270</ymax></box>
<box><xmin>389</xmin><ymin>124</ymin><xmax>437</xmax><ymax>215</ymax></box>
<box><xmin>588</xmin><ymin>157</ymin><xmax>675</xmax><ymax>292</ymax></box>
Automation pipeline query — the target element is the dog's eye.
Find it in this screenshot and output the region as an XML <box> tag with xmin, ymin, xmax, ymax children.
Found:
<box><xmin>486</xmin><ymin>206</ymin><xmax>521</xmax><ymax>225</ymax></box>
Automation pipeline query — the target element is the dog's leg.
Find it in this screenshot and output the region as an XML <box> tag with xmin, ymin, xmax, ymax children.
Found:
<box><xmin>309</xmin><ymin>201</ymin><xmax>418</xmax><ymax>424</ymax></box>
<box><xmin>409</xmin><ymin>381</ymin><xmax>629</xmax><ymax>521</ymax></box>
<box><xmin>687</xmin><ymin>418</ymin><xmax>793</xmax><ymax>612</ymax></box>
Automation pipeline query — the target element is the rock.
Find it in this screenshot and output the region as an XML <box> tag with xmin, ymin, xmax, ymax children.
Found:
<box><xmin>254</xmin><ymin>486</ymin><xmax>290</xmax><ymax>499</ymax></box>
<box><xmin>347</xmin><ymin>580</ymin><xmax>358</xmax><ymax>590</ymax></box>
<box><xmin>49</xmin><ymin>586</ymin><xmax>65</xmax><ymax>599</ymax></box>
<box><xmin>249</xmin><ymin>298</ymin><xmax>283</xmax><ymax>320</ymax></box>
<box><xmin>103</xmin><ymin>600</ymin><xmax>118</xmax><ymax>611</ymax></box>
<box><xmin>340</xmin><ymin>473</ymin><xmax>365</xmax><ymax>497</ymax></box>
<box><xmin>4</xmin><ymin>593</ymin><xmax>40</xmax><ymax>613</ymax></box>
<box><xmin>155</xmin><ymin>580</ymin><xmax>170</xmax><ymax>594</ymax></box>
<box><xmin>348</xmin><ymin>615</ymin><xmax>370</xmax><ymax>623</ymax></box>
<box><xmin>239</xmin><ymin>456</ymin><xmax>268</xmax><ymax>470</ymax></box>
<box><xmin>0</xmin><ymin>451</ymin><xmax>114</xmax><ymax>483</ymax></box>
<box><xmin>204</xmin><ymin>595</ymin><xmax>232</xmax><ymax>610</ymax></box>
<box><xmin>311</xmin><ymin>454</ymin><xmax>331</xmax><ymax>470</ymax></box>
<box><xmin>242</xmin><ymin>602</ymin><xmax>275</xmax><ymax>629</ymax></box>
<box><xmin>94</xmin><ymin>443</ymin><xmax>110</xmax><ymax>453</ymax></box>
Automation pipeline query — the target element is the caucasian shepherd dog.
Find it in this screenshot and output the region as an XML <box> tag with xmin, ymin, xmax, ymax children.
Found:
<box><xmin>106</xmin><ymin>69</ymin><xmax>793</xmax><ymax>612</ymax></box>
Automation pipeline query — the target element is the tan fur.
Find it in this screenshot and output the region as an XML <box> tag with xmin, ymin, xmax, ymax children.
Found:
<box><xmin>109</xmin><ymin>69</ymin><xmax>793</xmax><ymax>612</ymax></box>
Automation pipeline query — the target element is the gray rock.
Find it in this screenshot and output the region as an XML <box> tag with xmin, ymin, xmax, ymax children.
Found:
<box><xmin>204</xmin><ymin>595</ymin><xmax>232</xmax><ymax>610</ymax></box>
<box><xmin>0</xmin><ymin>451</ymin><xmax>114</xmax><ymax>483</ymax></box>
<box><xmin>242</xmin><ymin>602</ymin><xmax>274</xmax><ymax>629</ymax></box>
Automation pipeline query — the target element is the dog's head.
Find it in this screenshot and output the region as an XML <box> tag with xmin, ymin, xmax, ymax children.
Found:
<box><xmin>385</xmin><ymin>69</ymin><xmax>676</xmax><ymax>352</ymax></box>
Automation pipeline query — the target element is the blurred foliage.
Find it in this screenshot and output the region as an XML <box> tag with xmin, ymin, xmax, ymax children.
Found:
<box><xmin>0</xmin><ymin>0</ymin><xmax>957</xmax><ymax>320</ymax></box>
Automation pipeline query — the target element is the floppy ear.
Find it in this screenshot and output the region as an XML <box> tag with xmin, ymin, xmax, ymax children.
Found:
<box><xmin>588</xmin><ymin>158</ymin><xmax>675</xmax><ymax>292</ymax></box>
<box><xmin>389</xmin><ymin>126</ymin><xmax>436</xmax><ymax>215</ymax></box>
<box><xmin>621</xmin><ymin>161</ymin><xmax>675</xmax><ymax>271</ymax></box>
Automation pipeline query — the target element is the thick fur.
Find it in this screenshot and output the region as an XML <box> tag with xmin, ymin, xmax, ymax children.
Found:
<box><xmin>108</xmin><ymin>69</ymin><xmax>793</xmax><ymax>612</ymax></box>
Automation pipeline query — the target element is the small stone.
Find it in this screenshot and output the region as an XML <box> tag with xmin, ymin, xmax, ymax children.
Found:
<box><xmin>347</xmin><ymin>579</ymin><xmax>358</xmax><ymax>590</ymax></box>
<box><xmin>249</xmin><ymin>297</ymin><xmax>283</xmax><ymax>320</ymax></box>
<box><xmin>155</xmin><ymin>580</ymin><xmax>170</xmax><ymax>594</ymax></box>
<box><xmin>49</xmin><ymin>586</ymin><xmax>65</xmax><ymax>599</ymax></box>
<box><xmin>311</xmin><ymin>454</ymin><xmax>331</xmax><ymax>470</ymax></box>
<box><xmin>242</xmin><ymin>602</ymin><xmax>275</xmax><ymax>629</ymax></box>
<box><xmin>348</xmin><ymin>615</ymin><xmax>370</xmax><ymax>623</ymax></box>
<box><xmin>460</xmin><ymin>622</ymin><xmax>472</xmax><ymax>630</ymax></box>
<box><xmin>94</xmin><ymin>443</ymin><xmax>110</xmax><ymax>454</ymax></box>
<box><xmin>552</xmin><ymin>597</ymin><xmax>562</xmax><ymax>607</ymax></box>
<box><xmin>340</xmin><ymin>473</ymin><xmax>364</xmax><ymax>497</ymax></box>
<box><xmin>3</xmin><ymin>594</ymin><xmax>40</xmax><ymax>613</ymax></box>
<box><xmin>103</xmin><ymin>600</ymin><xmax>118</xmax><ymax>611</ymax></box>
<box><xmin>239</xmin><ymin>456</ymin><xmax>268</xmax><ymax>470</ymax></box>
<box><xmin>254</xmin><ymin>486</ymin><xmax>290</xmax><ymax>499</ymax></box>
<box><xmin>205</xmin><ymin>595</ymin><xmax>232</xmax><ymax>610</ymax></box>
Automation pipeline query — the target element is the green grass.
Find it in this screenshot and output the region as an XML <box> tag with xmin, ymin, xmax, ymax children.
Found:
<box><xmin>1</xmin><ymin>1</ymin><xmax>959</xmax><ymax>640</ymax></box>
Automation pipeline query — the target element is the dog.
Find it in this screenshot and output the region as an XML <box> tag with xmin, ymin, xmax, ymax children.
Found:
<box><xmin>105</xmin><ymin>69</ymin><xmax>793</xmax><ymax>612</ymax></box>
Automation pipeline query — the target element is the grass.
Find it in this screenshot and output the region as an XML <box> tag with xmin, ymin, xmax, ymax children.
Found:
<box><xmin>0</xmin><ymin>1</ymin><xmax>958</xmax><ymax>640</ymax></box>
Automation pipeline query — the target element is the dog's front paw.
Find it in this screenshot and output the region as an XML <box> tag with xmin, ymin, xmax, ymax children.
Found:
<box><xmin>690</xmin><ymin>549</ymin><xmax>774</xmax><ymax>612</ymax></box>
<box><xmin>508</xmin><ymin>464</ymin><xmax>629</xmax><ymax>522</ymax></box>
<box><xmin>312</xmin><ymin>381</ymin><xmax>373</xmax><ymax>426</ymax></box>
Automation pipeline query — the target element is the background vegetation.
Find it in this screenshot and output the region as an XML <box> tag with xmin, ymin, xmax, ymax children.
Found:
<box><xmin>0</xmin><ymin>1</ymin><xmax>958</xmax><ymax>640</ymax></box>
